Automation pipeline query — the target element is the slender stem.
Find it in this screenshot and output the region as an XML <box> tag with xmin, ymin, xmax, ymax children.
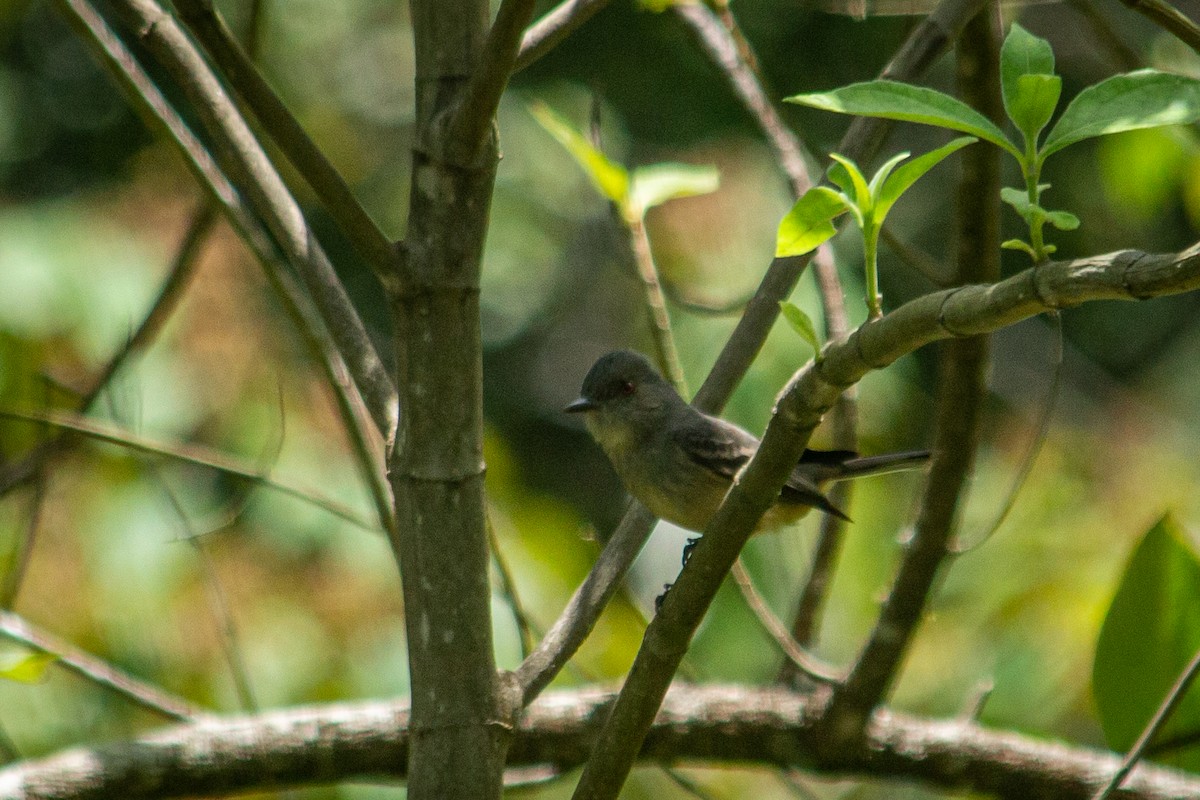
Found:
<box><xmin>0</xmin><ymin>611</ymin><xmax>204</xmax><ymax>721</ymax></box>
<box><xmin>864</xmin><ymin>223</ymin><xmax>883</xmax><ymax>320</ymax></box>
<box><xmin>1092</xmin><ymin>645</ymin><xmax>1200</xmax><ymax>800</ymax></box>
<box><xmin>627</xmin><ymin>215</ymin><xmax>687</xmax><ymax>396</ymax></box>
<box><xmin>1116</xmin><ymin>0</ymin><xmax>1200</xmax><ymax>55</ymax></box>
<box><xmin>514</xmin><ymin>0</ymin><xmax>611</xmax><ymax>72</ymax></box>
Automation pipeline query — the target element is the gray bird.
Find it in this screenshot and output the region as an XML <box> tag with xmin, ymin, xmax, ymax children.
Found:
<box><xmin>565</xmin><ymin>350</ymin><xmax>929</xmax><ymax>534</ymax></box>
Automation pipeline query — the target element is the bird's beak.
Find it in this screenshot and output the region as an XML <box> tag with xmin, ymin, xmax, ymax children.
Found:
<box><xmin>564</xmin><ymin>397</ymin><xmax>596</xmax><ymax>413</ymax></box>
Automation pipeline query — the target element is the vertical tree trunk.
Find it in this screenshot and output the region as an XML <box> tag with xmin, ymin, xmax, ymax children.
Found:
<box><xmin>387</xmin><ymin>4</ymin><xmax>516</xmax><ymax>797</ymax></box>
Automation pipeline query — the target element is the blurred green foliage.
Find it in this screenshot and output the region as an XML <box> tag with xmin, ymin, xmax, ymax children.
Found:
<box><xmin>0</xmin><ymin>0</ymin><xmax>1199</xmax><ymax>798</ymax></box>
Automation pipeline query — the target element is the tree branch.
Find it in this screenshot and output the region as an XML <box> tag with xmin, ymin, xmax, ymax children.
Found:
<box><xmin>2</xmin><ymin>685</ymin><xmax>1198</xmax><ymax>800</ymax></box>
<box><xmin>449</xmin><ymin>0</ymin><xmax>539</xmax><ymax>162</ymax></box>
<box><xmin>569</xmin><ymin>242</ymin><xmax>1200</xmax><ymax>799</ymax></box>
<box><xmin>169</xmin><ymin>0</ymin><xmax>400</xmax><ymax>285</ymax></box>
<box><xmin>514</xmin><ymin>0</ymin><xmax>610</xmax><ymax>72</ymax></box>
<box><xmin>105</xmin><ymin>0</ymin><xmax>398</xmax><ymax>442</ymax></box>
<box><xmin>1115</xmin><ymin>0</ymin><xmax>1200</xmax><ymax>55</ymax></box>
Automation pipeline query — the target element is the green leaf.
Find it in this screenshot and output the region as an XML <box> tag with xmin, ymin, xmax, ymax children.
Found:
<box><xmin>1000</xmin><ymin>23</ymin><xmax>1056</xmax><ymax>124</ymax></box>
<box><xmin>530</xmin><ymin>102</ymin><xmax>630</xmax><ymax>206</ymax></box>
<box><xmin>1001</xmin><ymin>239</ymin><xmax>1038</xmax><ymax>257</ymax></box>
<box><xmin>1042</xmin><ymin>70</ymin><xmax>1200</xmax><ymax>157</ymax></box>
<box><xmin>876</xmin><ymin>136</ymin><xmax>977</xmax><ymax>218</ymax></box>
<box><xmin>787</xmin><ymin>81</ymin><xmax>1019</xmax><ymax>158</ymax></box>
<box><xmin>1094</xmin><ymin>515</ymin><xmax>1200</xmax><ymax>771</ymax></box>
<box><xmin>826</xmin><ymin>160</ymin><xmax>855</xmax><ymax>196</ymax></box>
<box><xmin>1000</xmin><ymin>186</ymin><xmax>1038</xmax><ymax>220</ymax></box>
<box><xmin>866</xmin><ymin>151</ymin><xmax>910</xmax><ymax>198</ymax></box>
<box><xmin>779</xmin><ymin>301</ymin><xmax>821</xmax><ymax>352</ymax></box>
<box><xmin>828</xmin><ymin>154</ymin><xmax>871</xmax><ymax>210</ymax></box>
<box><xmin>0</xmin><ymin>651</ymin><xmax>56</xmax><ymax>683</ymax></box>
<box><xmin>1045</xmin><ymin>209</ymin><xmax>1080</xmax><ymax>230</ymax></box>
<box><xmin>775</xmin><ymin>186</ymin><xmax>850</xmax><ymax>257</ymax></box>
<box><xmin>1008</xmin><ymin>74</ymin><xmax>1063</xmax><ymax>145</ymax></box>
<box><xmin>629</xmin><ymin>163</ymin><xmax>719</xmax><ymax>217</ymax></box>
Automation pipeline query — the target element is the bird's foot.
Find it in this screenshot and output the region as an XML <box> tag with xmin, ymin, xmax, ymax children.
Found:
<box><xmin>655</xmin><ymin>583</ymin><xmax>673</xmax><ymax>612</ymax></box>
<box><xmin>681</xmin><ymin>537</ymin><xmax>699</xmax><ymax>566</ymax></box>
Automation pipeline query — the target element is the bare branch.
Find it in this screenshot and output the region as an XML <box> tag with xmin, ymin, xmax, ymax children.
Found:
<box><xmin>3</xmin><ymin>685</ymin><xmax>1200</xmax><ymax>799</ymax></box>
<box><xmin>449</xmin><ymin>0</ymin><xmax>539</xmax><ymax>162</ymax></box>
<box><xmin>0</xmin><ymin>611</ymin><xmax>203</xmax><ymax>722</ymax></box>
<box><xmin>1115</xmin><ymin>0</ymin><xmax>1200</xmax><ymax>55</ymax></box>
<box><xmin>515</xmin><ymin>0</ymin><xmax>610</xmax><ymax>72</ymax></box>
<box><xmin>170</xmin><ymin>0</ymin><xmax>400</xmax><ymax>283</ymax></box>
<box><xmin>105</xmin><ymin>0</ymin><xmax>398</xmax><ymax>441</ymax></box>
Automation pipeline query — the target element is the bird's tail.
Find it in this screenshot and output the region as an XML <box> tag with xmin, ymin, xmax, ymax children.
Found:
<box><xmin>831</xmin><ymin>449</ymin><xmax>931</xmax><ymax>481</ymax></box>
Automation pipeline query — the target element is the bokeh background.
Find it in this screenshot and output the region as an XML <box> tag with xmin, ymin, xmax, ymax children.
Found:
<box><xmin>2</xmin><ymin>0</ymin><xmax>1200</xmax><ymax>797</ymax></box>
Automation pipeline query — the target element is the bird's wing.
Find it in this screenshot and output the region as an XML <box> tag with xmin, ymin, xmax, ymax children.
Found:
<box><xmin>672</xmin><ymin>413</ymin><xmax>757</xmax><ymax>480</ymax></box>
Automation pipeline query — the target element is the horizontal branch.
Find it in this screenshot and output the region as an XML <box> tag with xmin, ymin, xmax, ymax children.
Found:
<box><xmin>1</xmin><ymin>685</ymin><xmax>1196</xmax><ymax>799</ymax></box>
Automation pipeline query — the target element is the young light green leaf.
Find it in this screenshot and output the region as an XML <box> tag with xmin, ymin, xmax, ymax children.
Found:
<box><xmin>779</xmin><ymin>301</ymin><xmax>821</xmax><ymax>353</ymax></box>
<box><xmin>828</xmin><ymin>154</ymin><xmax>871</xmax><ymax>210</ymax></box>
<box><xmin>1008</xmin><ymin>74</ymin><xmax>1062</xmax><ymax>145</ymax></box>
<box><xmin>876</xmin><ymin>136</ymin><xmax>977</xmax><ymax>217</ymax></box>
<box><xmin>530</xmin><ymin>102</ymin><xmax>630</xmax><ymax>205</ymax></box>
<box><xmin>1000</xmin><ymin>23</ymin><xmax>1055</xmax><ymax>122</ymax></box>
<box><xmin>826</xmin><ymin>160</ymin><xmax>855</xmax><ymax>196</ymax></box>
<box><xmin>776</xmin><ymin>186</ymin><xmax>850</xmax><ymax>257</ymax></box>
<box><xmin>1001</xmin><ymin>239</ymin><xmax>1039</xmax><ymax>257</ymax></box>
<box><xmin>0</xmin><ymin>651</ymin><xmax>56</xmax><ymax>683</ymax></box>
<box><xmin>787</xmin><ymin>81</ymin><xmax>1019</xmax><ymax>158</ymax></box>
<box><xmin>1094</xmin><ymin>515</ymin><xmax>1200</xmax><ymax>772</ymax></box>
<box><xmin>866</xmin><ymin>151</ymin><xmax>911</xmax><ymax>197</ymax></box>
<box><xmin>1045</xmin><ymin>209</ymin><xmax>1080</xmax><ymax>230</ymax></box>
<box><xmin>1042</xmin><ymin>70</ymin><xmax>1200</xmax><ymax>157</ymax></box>
<box><xmin>1000</xmin><ymin>186</ymin><xmax>1035</xmax><ymax>217</ymax></box>
<box><xmin>629</xmin><ymin>163</ymin><xmax>719</xmax><ymax>218</ymax></box>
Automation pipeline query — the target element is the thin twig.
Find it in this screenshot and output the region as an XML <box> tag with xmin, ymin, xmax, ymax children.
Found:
<box><xmin>154</xmin><ymin>474</ymin><xmax>259</xmax><ymax>713</ymax></box>
<box><xmin>0</xmin><ymin>409</ymin><xmax>377</xmax><ymax>533</ymax></box>
<box><xmin>1092</xmin><ymin>645</ymin><xmax>1200</xmax><ymax>800</ymax></box>
<box><xmin>627</xmin><ymin>216</ymin><xmax>688</xmax><ymax>395</ymax></box>
<box><xmin>487</xmin><ymin>512</ymin><xmax>537</xmax><ymax>659</ymax></box>
<box><xmin>728</xmin><ymin>559</ymin><xmax>839</xmax><ymax>683</ymax></box>
<box><xmin>514</xmin><ymin>0</ymin><xmax>610</xmax><ymax>72</ymax></box>
<box><xmin>0</xmin><ymin>611</ymin><xmax>203</xmax><ymax>721</ymax></box>
<box><xmin>1116</xmin><ymin>0</ymin><xmax>1200</xmax><ymax>55</ymax></box>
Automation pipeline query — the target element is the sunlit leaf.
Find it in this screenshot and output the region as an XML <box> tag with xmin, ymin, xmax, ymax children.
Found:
<box><xmin>1008</xmin><ymin>74</ymin><xmax>1062</xmax><ymax>145</ymax></box>
<box><xmin>1094</xmin><ymin>515</ymin><xmax>1200</xmax><ymax>772</ymax></box>
<box><xmin>787</xmin><ymin>81</ymin><xmax>1019</xmax><ymax>158</ymax></box>
<box><xmin>530</xmin><ymin>102</ymin><xmax>630</xmax><ymax>206</ymax></box>
<box><xmin>775</xmin><ymin>186</ymin><xmax>850</xmax><ymax>257</ymax></box>
<box><xmin>1042</xmin><ymin>70</ymin><xmax>1200</xmax><ymax>157</ymax></box>
<box><xmin>1001</xmin><ymin>239</ymin><xmax>1038</xmax><ymax>257</ymax></box>
<box><xmin>876</xmin><ymin>136</ymin><xmax>977</xmax><ymax>218</ymax></box>
<box><xmin>1000</xmin><ymin>23</ymin><xmax>1056</xmax><ymax>126</ymax></box>
<box><xmin>866</xmin><ymin>151</ymin><xmax>910</xmax><ymax>198</ymax></box>
<box><xmin>0</xmin><ymin>651</ymin><xmax>56</xmax><ymax>683</ymax></box>
<box><xmin>828</xmin><ymin>154</ymin><xmax>871</xmax><ymax>210</ymax></box>
<box><xmin>779</xmin><ymin>301</ymin><xmax>821</xmax><ymax>353</ymax></box>
<box><xmin>629</xmin><ymin>163</ymin><xmax>719</xmax><ymax>217</ymax></box>
<box><xmin>1045</xmin><ymin>209</ymin><xmax>1080</xmax><ymax>230</ymax></box>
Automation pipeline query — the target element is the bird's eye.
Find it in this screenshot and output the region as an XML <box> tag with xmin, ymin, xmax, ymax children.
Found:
<box><xmin>620</xmin><ymin>380</ymin><xmax>635</xmax><ymax>396</ymax></box>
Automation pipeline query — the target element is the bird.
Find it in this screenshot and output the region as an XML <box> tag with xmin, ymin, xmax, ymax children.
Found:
<box><xmin>565</xmin><ymin>350</ymin><xmax>929</xmax><ymax>541</ymax></box>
